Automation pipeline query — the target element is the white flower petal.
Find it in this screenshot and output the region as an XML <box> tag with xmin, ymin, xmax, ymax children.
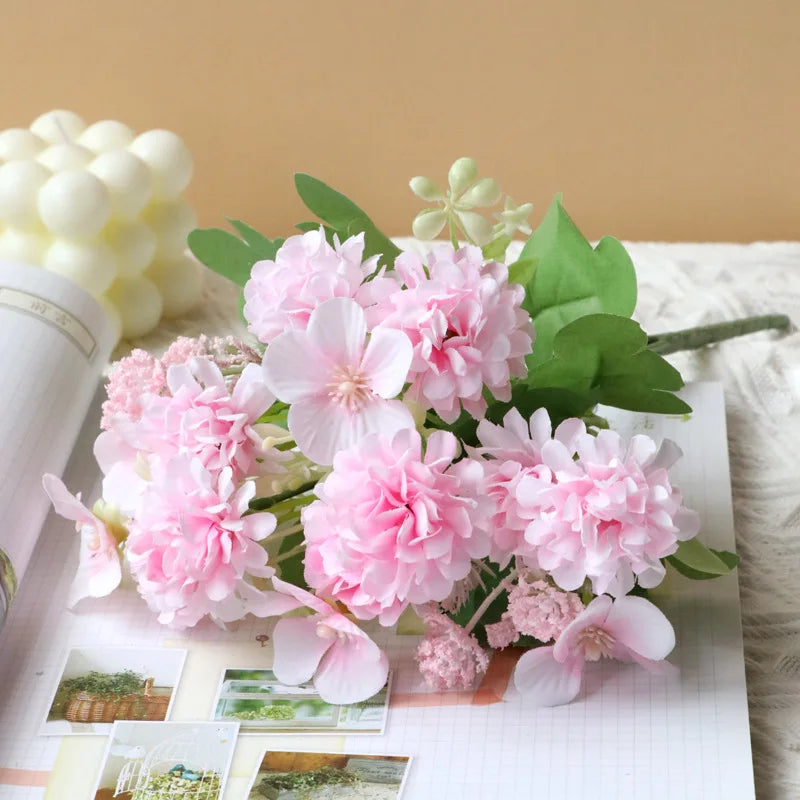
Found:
<box><xmin>305</xmin><ymin>297</ymin><xmax>367</xmax><ymax>366</ymax></box>
<box><xmin>272</xmin><ymin>615</ymin><xmax>333</xmax><ymax>685</ymax></box>
<box><xmin>456</xmin><ymin>211</ymin><xmax>494</xmax><ymax>246</ymax></box>
<box><xmin>362</xmin><ymin>328</ymin><xmax>413</xmax><ymax>398</ymax></box>
<box><xmin>459</xmin><ymin>177</ymin><xmax>502</xmax><ymax>208</ymax></box>
<box><xmin>314</xmin><ymin>635</ymin><xmax>389</xmax><ymax>705</ymax></box>
<box><xmin>409</xmin><ymin>176</ymin><xmax>444</xmax><ymax>202</ymax></box>
<box><xmin>412</xmin><ymin>208</ymin><xmax>447</xmax><ymax>240</ymax></box>
<box><xmin>513</xmin><ymin>646</ymin><xmax>584</xmax><ymax>707</ymax></box>
<box><xmin>262</xmin><ymin>330</ymin><xmax>329</xmax><ymax>403</ymax></box>
<box><xmin>603</xmin><ymin>595</ymin><xmax>675</xmax><ymax>661</ymax></box>
<box><xmin>448</xmin><ymin>157</ymin><xmax>478</xmax><ymax>195</ymax></box>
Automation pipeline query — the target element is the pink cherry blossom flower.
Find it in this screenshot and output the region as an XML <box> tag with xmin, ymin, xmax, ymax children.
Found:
<box><xmin>415</xmin><ymin>608</ymin><xmax>489</xmax><ymax>690</ymax></box>
<box><xmin>243</xmin><ymin>228</ymin><xmax>394</xmax><ymax>345</ymax></box>
<box><xmin>262</xmin><ymin>296</ymin><xmax>414</xmax><ymax>466</ymax></box>
<box><xmin>371</xmin><ymin>244</ymin><xmax>533</xmax><ymax>423</ymax></box>
<box><xmin>472</xmin><ymin>408</ymin><xmax>584</xmax><ymax>565</ymax></box>
<box><xmin>517</xmin><ymin>428</ymin><xmax>701</xmax><ymax>596</ymax></box>
<box><xmin>125</xmin><ymin>457</ymin><xmax>277</xmax><ymax>628</ymax></box>
<box><xmin>261</xmin><ymin>577</ymin><xmax>389</xmax><ymax>705</ymax></box>
<box><xmin>513</xmin><ymin>594</ymin><xmax>676</xmax><ymax>707</ymax></box>
<box><xmin>42</xmin><ymin>474</ymin><xmax>122</xmax><ymax>608</ymax></box>
<box><xmin>302</xmin><ymin>428</ymin><xmax>493</xmax><ymax>625</ymax></box>
<box><xmin>101</xmin><ymin>349</ymin><xmax>165</xmax><ymax>429</ymax></box>
<box><xmin>117</xmin><ymin>358</ymin><xmax>285</xmax><ymax>479</ymax></box>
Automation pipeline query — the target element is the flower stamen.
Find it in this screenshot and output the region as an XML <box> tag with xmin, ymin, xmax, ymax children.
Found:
<box><xmin>326</xmin><ymin>365</ymin><xmax>371</xmax><ymax>412</ymax></box>
<box><xmin>577</xmin><ymin>624</ymin><xmax>615</xmax><ymax>661</ymax></box>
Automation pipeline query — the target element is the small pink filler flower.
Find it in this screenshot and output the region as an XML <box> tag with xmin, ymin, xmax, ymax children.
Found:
<box><xmin>262</xmin><ymin>296</ymin><xmax>414</xmax><ymax>466</ymax></box>
<box><xmin>262</xmin><ymin>577</ymin><xmax>389</xmax><ymax>705</ymax></box>
<box><xmin>42</xmin><ymin>474</ymin><xmax>122</xmax><ymax>608</ymax></box>
<box><xmin>513</xmin><ymin>594</ymin><xmax>676</xmax><ymax>707</ymax></box>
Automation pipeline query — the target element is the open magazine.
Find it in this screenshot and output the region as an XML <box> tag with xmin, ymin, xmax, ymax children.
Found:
<box><xmin>0</xmin><ymin>262</ymin><xmax>115</xmax><ymax>628</ymax></box>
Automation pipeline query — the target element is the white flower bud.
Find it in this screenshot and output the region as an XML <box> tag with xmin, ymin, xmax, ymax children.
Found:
<box><xmin>459</xmin><ymin>177</ymin><xmax>501</xmax><ymax>209</ymax></box>
<box><xmin>409</xmin><ymin>176</ymin><xmax>443</xmax><ymax>202</ymax></box>
<box><xmin>456</xmin><ymin>210</ymin><xmax>494</xmax><ymax>246</ymax></box>
<box><xmin>412</xmin><ymin>208</ymin><xmax>447</xmax><ymax>240</ymax></box>
<box><xmin>448</xmin><ymin>157</ymin><xmax>478</xmax><ymax>195</ymax></box>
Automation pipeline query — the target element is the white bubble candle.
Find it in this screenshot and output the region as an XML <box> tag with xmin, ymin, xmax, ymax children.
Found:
<box><xmin>0</xmin><ymin>109</ymin><xmax>203</xmax><ymax>340</ymax></box>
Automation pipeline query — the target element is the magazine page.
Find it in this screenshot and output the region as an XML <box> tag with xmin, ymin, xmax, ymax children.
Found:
<box><xmin>0</xmin><ymin>262</ymin><xmax>115</xmax><ymax>629</ymax></box>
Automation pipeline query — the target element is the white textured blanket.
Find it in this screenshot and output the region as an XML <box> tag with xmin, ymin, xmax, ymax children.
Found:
<box><xmin>129</xmin><ymin>240</ymin><xmax>800</xmax><ymax>800</ymax></box>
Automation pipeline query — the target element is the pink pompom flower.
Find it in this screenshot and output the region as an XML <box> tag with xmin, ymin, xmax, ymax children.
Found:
<box><xmin>261</xmin><ymin>577</ymin><xmax>389</xmax><ymax>705</ymax></box>
<box><xmin>243</xmin><ymin>228</ymin><xmax>390</xmax><ymax>345</ymax></box>
<box><xmin>262</xmin><ymin>297</ymin><xmax>414</xmax><ymax>466</ymax></box>
<box><xmin>116</xmin><ymin>358</ymin><xmax>284</xmax><ymax>479</ymax></box>
<box><xmin>473</xmin><ymin>408</ymin><xmax>583</xmax><ymax>565</ymax></box>
<box><xmin>513</xmin><ymin>594</ymin><xmax>676</xmax><ymax>706</ymax></box>
<box><xmin>371</xmin><ymin>244</ymin><xmax>533</xmax><ymax>423</ymax></box>
<box><xmin>416</xmin><ymin>608</ymin><xmax>489</xmax><ymax>690</ymax></box>
<box><xmin>505</xmin><ymin>576</ymin><xmax>584</xmax><ymax>642</ymax></box>
<box><xmin>42</xmin><ymin>474</ymin><xmax>122</xmax><ymax>609</ymax></box>
<box><xmin>302</xmin><ymin>427</ymin><xmax>493</xmax><ymax>625</ymax></box>
<box><xmin>517</xmin><ymin>428</ymin><xmax>700</xmax><ymax>596</ymax></box>
<box><xmin>125</xmin><ymin>457</ymin><xmax>277</xmax><ymax>628</ymax></box>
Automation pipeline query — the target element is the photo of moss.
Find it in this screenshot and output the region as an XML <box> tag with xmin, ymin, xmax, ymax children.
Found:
<box><xmin>211</xmin><ymin>669</ymin><xmax>390</xmax><ymax>735</ymax></box>
<box><xmin>42</xmin><ymin>647</ymin><xmax>187</xmax><ymax>735</ymax></box>
<box><xmin>247</xmin><ymin>751</ymin><xmax>411</xmax><ymax>800</ymax></box>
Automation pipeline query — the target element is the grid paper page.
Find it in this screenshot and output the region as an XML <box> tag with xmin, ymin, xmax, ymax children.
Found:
<box><xmin>0</xmin><ymin>382</ymin><xmax>755</xmax><ymax>799</ymax></box>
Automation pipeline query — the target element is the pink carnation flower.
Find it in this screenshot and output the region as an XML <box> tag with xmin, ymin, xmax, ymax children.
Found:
<box><xmin>372</xmin><ymin>244</ymin><xmax>533</xmax><ymax>423</ymax></box>
<box><xmin>243</xmin><ymin>228</ymin><xmax>390</xmax><ymax>344</ymax></box>
<box><xmin>513</xmin><ymin>595</ymin><xmax>676</xmax><ymax>706</ymax></box>
<box><xmin>302</xmin><ymin>428</ymin><xmax>494</xmax><ymax>625</ymax></box>
<box><xmin>518</xmin><ymin>428</ymin><xmax>701</xmax><ymax>596</ymax></box>
<box><xmin>506</xmin><ymin>576</ymin><xmax>583</xmax><ymax>642</ymax></box>
<box><xmin>260</xmin><ymin>577</ymin><xmax>389</xmax><ymax>705</ymax></box>
<box><xmin>126</xmin><ymin>457</ymin><xmax>277</xmax><ymax>628</ymax></box>
<box><xmin>118</xmin><ymin>358</ymin><xmax>283</xmax><ymax>479</ymax></box>
<box><xmin>473</xmin><ymin>408</ymin><xmax>584</xmax><ymax>565</ymax></box>
<box><xmin>101</xmin><ymin>349</ymin><xmax>165</xmax><ymax>429</ymax></box>
<box><xmin>415</xmin><ymin>609</ymin><xmax>489</xmax><ymax>690</ymax></box>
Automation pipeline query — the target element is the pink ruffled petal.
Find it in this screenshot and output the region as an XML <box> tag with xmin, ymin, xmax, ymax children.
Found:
<box><xmin>272</xmin><ymin>616</ymin><xmax>333</xmax><ymax>685</ymax></box>
<box><xmin>513</xmin><ymin>646</ymin><xmax>584</xmax><ymax>707</ymax></box>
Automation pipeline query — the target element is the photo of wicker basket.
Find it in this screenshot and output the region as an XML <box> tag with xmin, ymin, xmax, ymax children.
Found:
<box><xmin>65</xmin><ymin>677</ymin><xmax>170</xmax><ymax>723</ymax></box>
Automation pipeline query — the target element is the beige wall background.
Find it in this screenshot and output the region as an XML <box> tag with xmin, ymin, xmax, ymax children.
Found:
<box><xmin>3</xmin><ymin>0</ymin><xmax>798</xmax><ymax>242</ymax></box>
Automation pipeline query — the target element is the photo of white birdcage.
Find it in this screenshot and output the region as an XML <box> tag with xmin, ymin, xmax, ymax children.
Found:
<box><xmin>91</xmin><ymin>721</ymin><xmax>238</xmax><ymax>800</ymax></box>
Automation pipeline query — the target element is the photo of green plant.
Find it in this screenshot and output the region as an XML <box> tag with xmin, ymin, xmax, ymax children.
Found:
<box><xmin>42</xmin><ymin>647</ymin><xmax>187</xmax><ymax>735</ymax></box>
<box><xmin>247</xmin><ymin>751</ymin><xmax>411</xmax><ymax>800</ymax></box>
<box><xmin>211</xmin><ymin>669</ymin><xmax>390</xmax><ymax>735</ymax></box>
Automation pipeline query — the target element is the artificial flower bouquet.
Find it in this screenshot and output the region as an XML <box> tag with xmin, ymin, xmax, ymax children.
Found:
<box><xmin>45</xmin><ymin>158</ymin><xmax>783</xmax><ymax>708</ymax></box>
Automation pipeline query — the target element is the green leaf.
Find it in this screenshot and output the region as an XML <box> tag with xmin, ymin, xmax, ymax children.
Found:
<box><xmin>666</xmin><ymin>538</ymin><xmax>739</xmax><ymax>580</ymax></box>
<box><xmin>482</xmin><ymin>234</ymin><xmax>511</xmax><ymax>261</ymax></box>
<box><xmin>187</xmin><ymin>228</ymin><xmax>257</xmax><ymax>287</ymax></box>
<box><xmin>294</xmin><ymin>173</ymin><xmax>402</xmax><ymax>267</ymax></box>
<box><xmin>507</xmin><ymin>257</ymin><xmax>537</xmax><ymax>288</ymax></box>
<box><xmin>227</xmin><ymin>219</ymin><xmax>283</xmax><ymax>260</ymax></box>
<box><xmin>519</xmin><ymin>195</ymin><xmax>637</xmax><ymax>366</ymax></box>
<box><xmin>527</xmin><ymin>314</ymin><xmax>691</xmax><ymax>414</ymax></box>
<box><xmin>276</xmin><ymin>531</ymin><xmax>308</xmax><ymax>590</ymax></box>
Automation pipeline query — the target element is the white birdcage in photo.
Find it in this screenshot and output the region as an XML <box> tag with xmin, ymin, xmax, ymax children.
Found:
<box><xmin>114</xmin><ymin>727</ymin><xmax>222</xmax><ymax>799</ymax></box>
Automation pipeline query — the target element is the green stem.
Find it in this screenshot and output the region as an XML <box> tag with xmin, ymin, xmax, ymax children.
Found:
<box><xmin>648</xmin><ymin>314</ymin><xmax>791</xmax><ymax>356</ymax></box>
<box><xmin>464</xmin><ymin>569</ymin><xmax>516</xmax><ymax>634</ymax></box>
<box><xmin>275</xmin><ymin>543</ymin><xmax>305</xmax><ymax>564</ymax></box>
<box><xmin>249</xmin><ymin>479</ymin><xmax>319</xmax><ymax>511</ymax></box>
<box><xmin>448</xmin><ymin>216</ymin><xmax>459</xmax><ymax>250</ymax></box>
